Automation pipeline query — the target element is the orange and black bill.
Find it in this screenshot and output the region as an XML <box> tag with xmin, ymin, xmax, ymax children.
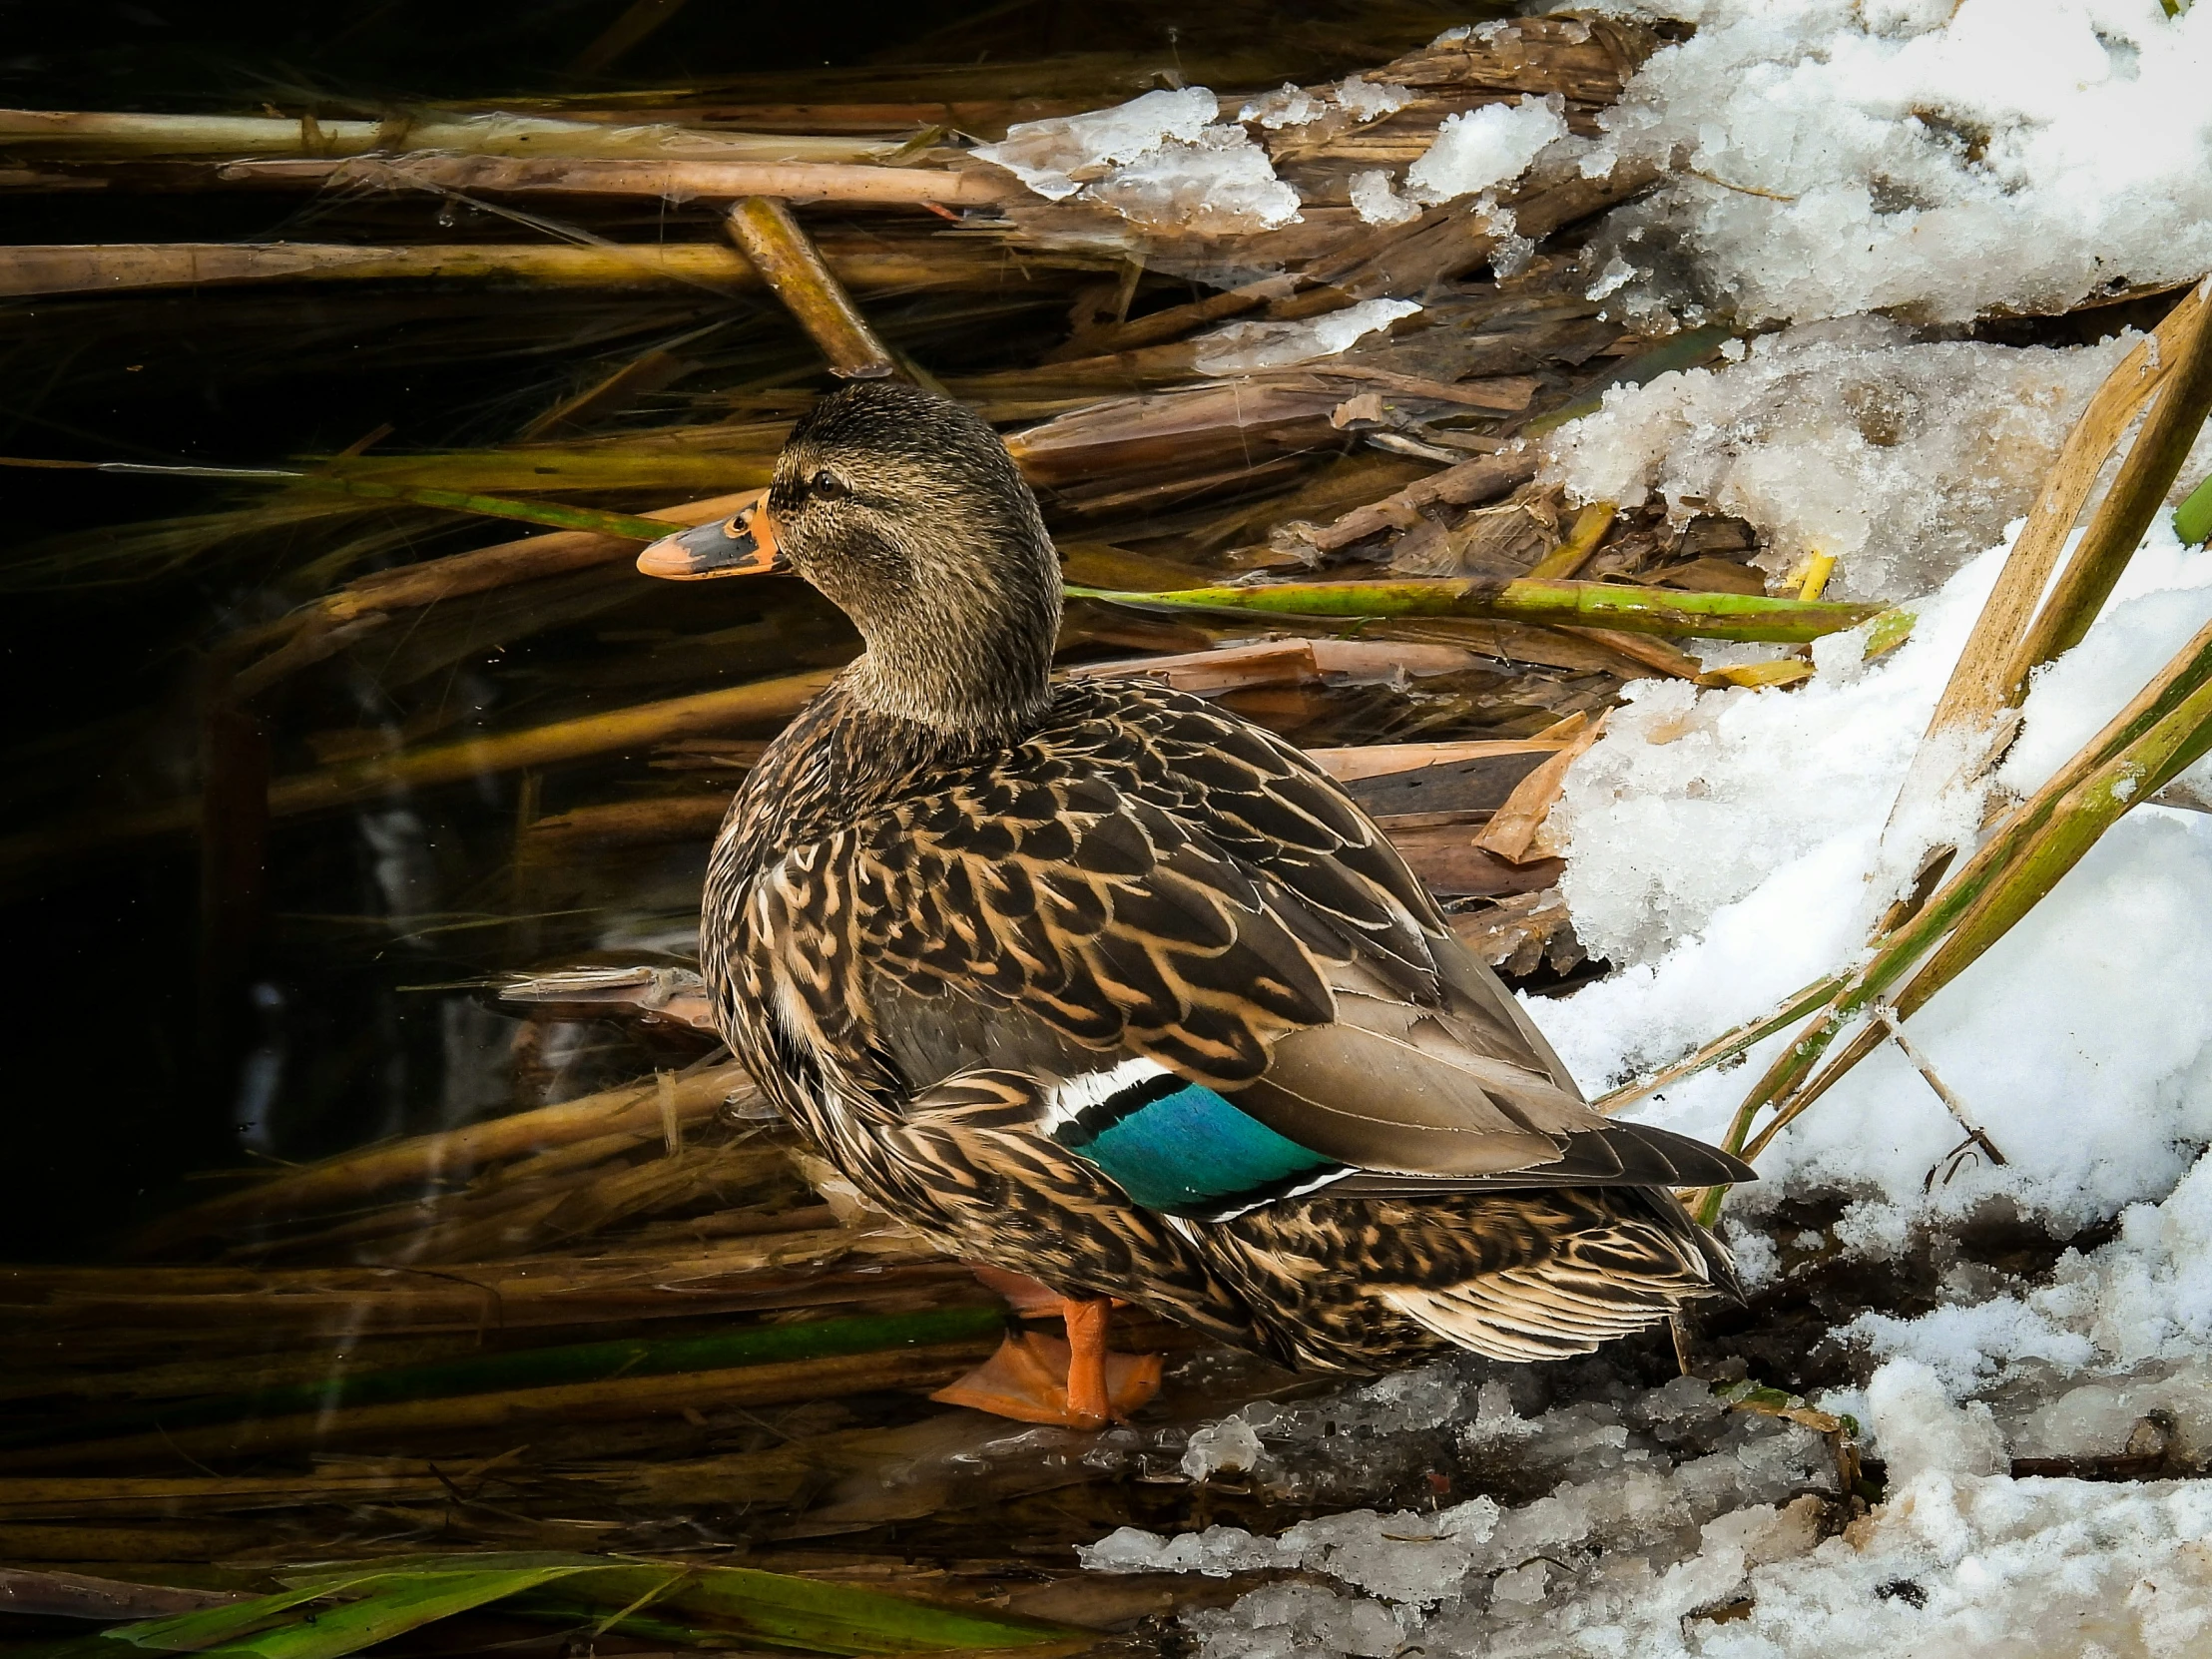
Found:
<box><xmin>636</xmin><ymin>490</ymin><xmax>786</xmax><ymax>579</ymax></box>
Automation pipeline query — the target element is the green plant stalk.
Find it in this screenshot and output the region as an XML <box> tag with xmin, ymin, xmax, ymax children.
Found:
<box><xmin>263</xmin><ymin>1556</ymin><xmax>1086</xmax><ymax>1656</ymax></box>
<box><xmin>1069</xmin><ymin>577</ymin><xmax>1885</xmax><ymax>644</ymax></box>
<box><xmin>1592</xmin><ymin>973</ymin><xmax>1846</xmax><ymax>1115</ymax></box>
<box><xmin>1691</xmin><ymin>609</ymin><xmax>2212</xmax><ymax>1223</ymax></box>
<box><xmin>113</xmin><ymin>1567</ymin><xmax>600</xmax><ymax>1659</ymax></box>
<box><xmin>286</xmin><ymin>475</ymin><xmax>677</xmax><ymax>539</ymax></box>
<box><xmin>108</xmin><ymin>1578</ymin><xmax>382</xmax><ymax>1652</ymax></box>
<box><xmin>0</xmin><ymin>457</ymin><xmax>683</xmax><ymax>541</ymax></box>
<box><xmin>1743</xmin><ymin>672</ymin><xmax>2212</xmax><ymax>1164</ymax></box>
<box><xmin>2</xmin><ymin>1307</ymin><xmax>1006</xmax><ymax>1452</ymax></box>
<box><xmin>307</xmin><ymin>447</ymin><xmax>779</xmax><ymax>493</ymax></box>
<box><xmin>2178</xmin><ymin>472</ymin><xmax>2212</xmax><ymax>547</ymax></box>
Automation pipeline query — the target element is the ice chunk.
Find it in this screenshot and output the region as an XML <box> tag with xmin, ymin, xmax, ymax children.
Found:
<box><xmin>1334</xmin><ymin>77</ymin><xmax>1412</xmax><ymax>123</ymax></box>
<box><xmin>1540</xmin><ymin>320</ymin><xmax>2133</xmax><ymax>601</ymax></box>
<box><xmin>1185</xmin><ymin>1583</ymin><xmax>1402</xmax><ymax>1659</ymax></box>
<box><xmin>1404</xmin><ymin>94</ymin><xmax>1567</xmax><ymax>203</ymax></box>
<box><xmin>1089</xmin><ymin>125</ymin><xmax>1303</xmax><ymax>234</ymax></box>
<box><xmin>974</xmin><ymin>86</ymin><xmax>1217</xmax><ymax>201</ymax></box>
<box><xmin>1193</xmin><ymin>297</ymin><xmax>1420</xmax><ymax>374</ymax></box>
<box><xmin>1579</xmin><ymin>0</ymin><xmax>2212</xmax><ymax>324</ymax></box>
<box><xmin>974</xmin><ymin>86</ymin><xmax>1301</xmax><ymax>233</ymax></box>
<box><xmin>1180</xmin><ymin>1414</ymin><xmax>1262</xmax><ymax>1478</ymax></box>
<box><xmin>1239</xmin><ymin>83</ymin><xmax>1327</xmax><ymax>130</ymax></box>
<box><xmin>1347</xmin><ymin>169</ymin><xmax>1419</xmax><ymax>227</ymax></box>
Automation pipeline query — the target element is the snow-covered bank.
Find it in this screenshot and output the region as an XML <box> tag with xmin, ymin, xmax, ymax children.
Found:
<box><xmin>1575</xmin><ymin>0</ymin><xmax>2212</xmax><ymax>327</ymax></box>
<box><xmin>1539</xmin><ymin>322</ymin><xmax>2135</xmax><ymax>601</ymax></box>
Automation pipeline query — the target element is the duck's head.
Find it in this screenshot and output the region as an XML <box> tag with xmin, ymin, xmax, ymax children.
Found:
<box><xmin>637</xmin><ymin>380</ymin><xmax>1060</xmax><ymax>738</ymax></box>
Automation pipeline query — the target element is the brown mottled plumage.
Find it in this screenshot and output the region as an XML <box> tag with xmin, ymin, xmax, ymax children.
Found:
<box><xmin>690</xmin><ymin>380</ymin><xmax>1748</xmax><ymax>1376</ymax></box>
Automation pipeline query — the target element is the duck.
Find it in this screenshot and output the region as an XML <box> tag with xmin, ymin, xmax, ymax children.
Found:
<box><xmin>635</xmin><ymin>380</ymin><xmax>1751</xmax><ymax>1428</ymax></box>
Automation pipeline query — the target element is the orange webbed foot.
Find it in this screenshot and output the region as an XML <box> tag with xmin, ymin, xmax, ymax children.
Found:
<box><xmin>930</xmin><ymin>1297</ymin><xmax>1163</xmax><ymax>1428</ymax></box>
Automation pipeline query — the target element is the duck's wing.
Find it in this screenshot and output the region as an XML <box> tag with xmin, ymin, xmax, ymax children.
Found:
<box><xmin>746</xmin><ymin>679</ymin><xmax>1748</xmax><ymax>1217</ymax></box>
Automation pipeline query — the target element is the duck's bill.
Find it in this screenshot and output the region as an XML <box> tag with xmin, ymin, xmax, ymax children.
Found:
<box><xmin>636</xmin><ymin>492</ymin><xmax>787</xmax><ymax>580</ymax></box>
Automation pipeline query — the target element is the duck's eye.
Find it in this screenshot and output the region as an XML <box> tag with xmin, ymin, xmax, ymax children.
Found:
<box><xmin>809</xmin><ymin>469</ymin><xmax>847</xmax><ymax>502</ymax></box>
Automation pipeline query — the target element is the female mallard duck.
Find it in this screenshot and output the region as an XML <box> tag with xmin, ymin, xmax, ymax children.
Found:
<box><xmin>637</xmin><ymin>381</ymin><xmax>1750</xmax><ymax>1427</ymax></box>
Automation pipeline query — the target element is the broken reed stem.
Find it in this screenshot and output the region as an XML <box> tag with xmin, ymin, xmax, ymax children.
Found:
<box><xmin>1906</xmin><ymin>279</ymin><xmax>2208</xmax><ymax>771</ymax></box>
<box><xmin>1524</xmin><ymin>500</ymin><xmax>1617</xmax><ymax>580</ymax></box>
<box><xmin>2006</xmin><ymin>276</ymin><xmax>2212</xmax><ymax>685</ymax></box>
<box><xmin>1870</xmin><ymin>1004</ymin><xmax>2005</xmax><ymax>1165</ymax></box>
<box><xmin>1072</xmin><ymin>577</ymin><xmax>1887</xmax><ymax>645</ymax></box>
<box><xmin>322</xmin><ymin>491</ymin><xmax>758</xmax><ymax>620</ymax></box>
<box><xmin>723</xmin><ymin>197</ymin><xmax>895</xmax><ymax>378</ymax></box>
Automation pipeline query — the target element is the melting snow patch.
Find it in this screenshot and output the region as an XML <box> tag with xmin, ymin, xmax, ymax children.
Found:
<box><xmin>1096</xmin><ymin>1359</ymin><xmax>2212</xmax><ymax>1656</ymax></box>
<box><xmin>1540</xmin><ymin>319</ymin><xmax>2139</xmax><ymax>600</ymax></box>
<box><xmin>1239</xmin><ymin>83</ymin><xmax>1328</xmax><ymax>130</ymax></box>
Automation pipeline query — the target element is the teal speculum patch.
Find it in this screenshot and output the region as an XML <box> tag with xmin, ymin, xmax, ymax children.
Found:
<box><xmin>1049</xmin><ymin>1070</ymin><xmax>1344</xmax><ymax>1219</ymax></box>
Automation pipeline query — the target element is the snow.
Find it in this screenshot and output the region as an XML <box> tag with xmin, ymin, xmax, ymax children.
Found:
<box><xmin>1192</xmin><ymin>298</ymin><xmax>1421</xmax><ymax>374</ymax></box>
<box><xmin>1404</xmin><ymin>94</ymin><xmax>1569</xmax><ymax>205</ymax></box>
<box><xmin>1091</xmin><ymin>1353</ymin><xmax>2212</xmax><ymax>1655</ymax></box>
<box><xmin>1542</xmin><ymin>524</ymin><xmax>2212</xmax><ymax>1236</ymax></box>
<box><xmin>1085</xmin><ymin>1362</ymin><xmax>1841</xmax><ymax>1620</ymax></box>
<box><xmin>973</xmin><ymin>86</ymin><xmax>1301</xmax><ymax>234</ymax></box>
<box><xmin>1539</xmin><ymin>319</ymin><xmax>2137</xmax><ymax>600</ymax></box>
<box><xmin>1573</xmin><ymin>0</ymin><xmax>2212</xmax><ymax>326</ymax></box>
<box><xmin>1241</xmin><ymin>76</ymin><xmax>1411</xmax><ymax>133</ymax></box>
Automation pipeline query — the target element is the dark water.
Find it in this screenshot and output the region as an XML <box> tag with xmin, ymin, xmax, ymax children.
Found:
<box><xmin>0</xmin><ymin>2</ymin><xmax>1489</xmax><ymax>1260</ymax></box>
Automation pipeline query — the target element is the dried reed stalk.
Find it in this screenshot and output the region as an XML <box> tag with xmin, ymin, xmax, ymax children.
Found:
<box><xmin>214</xmin><ymin>154</ymin><xmax>1011</xmax><ymax>205</ymax></box>
<box><xmin>0</xmin><ymin>239</ymin><xmax>1088</xmax><ymax>299</ymax></box>
<box><xmin>0</xmin><ymin>108</ymin><xmax>887</xmax><ymax>162</ymax></box>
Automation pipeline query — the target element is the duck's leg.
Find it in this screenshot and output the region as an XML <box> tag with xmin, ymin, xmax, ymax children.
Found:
<box><xmin>928</xmin><ymin>1296</ymin><xmax>1162</xmax><ymax>1428</ymax></box>
<box><xmin>1061</xmin><ymin>1296</ymin><xmax>1113</xmax><ymax>1426</ymax></box>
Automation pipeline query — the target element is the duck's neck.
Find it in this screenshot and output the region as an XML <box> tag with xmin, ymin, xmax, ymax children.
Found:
<box><xmin>843</xmin><ymin>531</ymin><xmax>1062</xmax><ymax>741</ymax></box>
